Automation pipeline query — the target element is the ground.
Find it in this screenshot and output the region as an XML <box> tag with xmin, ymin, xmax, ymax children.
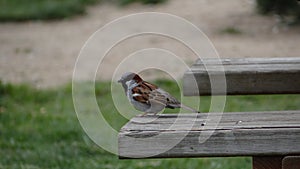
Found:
<box><xmin>1</xmin><ymin>0</ymin><xmax>300</xmax><ymax>88</ymax></box>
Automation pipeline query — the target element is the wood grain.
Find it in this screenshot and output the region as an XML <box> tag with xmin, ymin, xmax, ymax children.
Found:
<box><xmin>118</xmin><ymin>111</ymin><xmax>300</xmax><ymax>159</ymax></box>
<box><xmin>183</xmin><ymin>57</ymin><xmax>300</xmax><ymax>96</ymax></box>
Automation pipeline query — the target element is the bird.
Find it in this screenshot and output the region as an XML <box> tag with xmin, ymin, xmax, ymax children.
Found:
<box><xmin>118</xmin><ymin>72</ymin><xmax>200</xmax><ymax>116</ymax></box>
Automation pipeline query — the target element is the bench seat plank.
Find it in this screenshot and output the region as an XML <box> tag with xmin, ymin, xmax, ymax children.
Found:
<box><xmin>119</xmin><ymin>111</ymin><xmax>300</xmax><ymax>159</ymax></box>
<box><xmin>183</xmin><ymin>57</ymin><xmax>300</xmax><ymax>96</ymax></box>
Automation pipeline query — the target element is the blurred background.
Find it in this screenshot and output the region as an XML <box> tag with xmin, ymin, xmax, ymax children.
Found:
<box><xmin>1</xmin><ymin>0</ymin><xmax>300</xmax><ymax>88</ymax></box>
<box><xmin>1</xmin><ymin>0</ymin><xmax>300</xmax><ymax>169</ymax></box>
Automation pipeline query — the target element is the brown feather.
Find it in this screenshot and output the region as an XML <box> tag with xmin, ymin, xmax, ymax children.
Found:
<box><xmin>132</xmin><ymin>74</ymin><xmax>143</xmax><ymax>83</ymax></box>
<box><xmin>142</xmin><ymin>81</ymin><xmax>157</xmax><ymax>90</ymax></box>
<box><xmin>131</xmin><ymin>80</ymin><xmax>159</xmax><ymax>104</ymax></box>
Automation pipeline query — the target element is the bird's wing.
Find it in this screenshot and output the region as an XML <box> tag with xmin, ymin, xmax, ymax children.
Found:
<box><xmin>131</xmin><ymin>81</ymin><xmax>158</xmax><ymax>105</ymax></box>
<box><xmin>148</xmin><ymin>89</ymin><xmax>168</xmax><ymax>106</ymax></box>
<box><xmin>131</xmin><ymin>81</ymin><xmax>181</xmax><ymax>109</ymax></box>
<box><xmin>147</xmin><ymin>89</ymin><xmax>168</xmax><ymax>113</ymax></box>
<box><xmin>131</xmin><ymin>85</ymin><xmax>150</xmax><ymax>104</ymax></box>
<box><xmin>152</xmin><ymin>88</ymin><xmax>181</xmax><ymax>109</ymax></box>
<box><xmin>130</xmin><ymin>82</ymin><xmax>167</xmax><ymax>113</ymax></box>
<box><xmin>153</xmin><ymin>88</ymin><xmax>200</xmax><ymax>113</ymax></box>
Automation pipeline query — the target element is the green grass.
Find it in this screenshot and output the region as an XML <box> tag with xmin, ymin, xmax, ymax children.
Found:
<box><xmin>0</xmin><ymin>0</ymin><xmax>100</xmax><ymax>21</ymax></box>
<box><xmin>1</xmin><ymin>80</ymin><xmax>300</xmax><ymax>169</ymax></box>
<box><xmin>220</xmin><ymin>27</ymin><xmax>242</xmax><ymax>35</ymax></box>
<box><xmin>0</xmin><ymin>0</ymin><xmax>166</xmax><ymax>22</ymax></box>
<box><xmin>117</xmin><ymin>0</ymin><xmax>166</xmax><ymax>6</ymax></box>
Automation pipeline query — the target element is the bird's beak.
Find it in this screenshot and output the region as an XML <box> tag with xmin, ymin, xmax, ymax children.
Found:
<box><xmin>117</xmin><ymin>79</ymin><xmax>122</xmax><ymax>83</ymax></box>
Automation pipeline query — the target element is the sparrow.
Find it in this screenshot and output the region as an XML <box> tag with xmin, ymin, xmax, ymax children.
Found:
<box><xmin>118</xmin><ymin>72</ymin><xmax>200</xmax><ymax>116</ymax></box>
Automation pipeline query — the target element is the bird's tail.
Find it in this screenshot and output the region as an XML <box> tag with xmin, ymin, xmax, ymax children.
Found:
<box><xmin>181</xmin><ymin>104</ymin><xmax>201</xmax><ymax>113</ymax></box>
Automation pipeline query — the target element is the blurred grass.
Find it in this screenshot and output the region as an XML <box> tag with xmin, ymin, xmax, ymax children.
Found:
<box><xmin>117</xmin><ymin>0</ymin><xmax>166</xmax><ymax>6</ymax></box>
<box><xmin>0</xmin><ymin>0</ymin><xmax>101</xmax><ymax>21</ymax></box>
<box><xmin>0</xmin><ymin>0</ymin><xmax>166</xmax><ymax>22</ymax></box>
<box><xmin>220</xmin><ymin>26</ymin><xmax>242</xmax><ymax>35</ymax></box>
<box><xmin>1</xmin><ymin>80</ymin><xmax>300</xmax><ymax>168</ymax></box>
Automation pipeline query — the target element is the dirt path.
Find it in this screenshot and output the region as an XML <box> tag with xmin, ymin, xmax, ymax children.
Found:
<box><xmin>1</xmin><ymin>0</ymin><xmax>300</xmax><ymax>88</ymax></box>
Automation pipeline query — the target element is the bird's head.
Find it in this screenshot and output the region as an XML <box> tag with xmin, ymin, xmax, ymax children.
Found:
<box><xmin>118</xmin><ymin>72</ymin><xmax>142</xmax><ymax>84</ymax></box>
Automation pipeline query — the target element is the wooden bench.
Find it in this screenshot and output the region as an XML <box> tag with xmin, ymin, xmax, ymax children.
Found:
<box><xmin>118</xmin><ymin>57</ymin><xmax>300</xmax><ymax>169</ymax></box>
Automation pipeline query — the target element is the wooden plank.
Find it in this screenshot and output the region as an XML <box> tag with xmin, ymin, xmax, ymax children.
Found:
<box><xmin>123</xmin><ymin>111</ymin><xmax>300</xmax><ymax>131</ymax></box>
<box><xmin>282</xmin><ymin>156</ymin><xmax>300</xmax><ymax>169</ymax></box>
<box><xmin>193</xmin><ymin>57</ymin><xmax>300</xmax><ymax>66</ymax></box>
<box><xmin>118</xmin><ymin>111</ymin><xmax>300</xmax><ymax>159</ymax></box>
<box><xmin>253</xmin><ymin>156</ymin><xmax>283</xmax><ymax>169</ymax></box>
<box><xmin>183</xmin><ymin>57</ymin><xmax>300</xmax><ymax>96</ymax></box>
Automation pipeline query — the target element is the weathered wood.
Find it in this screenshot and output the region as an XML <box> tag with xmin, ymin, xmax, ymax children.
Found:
<box><xmin>253</xmin><ymin>156</ymin><xmax>283</xmax><ymax>169</ymax></box>
<box><xmin>118</xmin><ymin>111</ymin><xmax>300</xmax><ymax>159</ymax></box>
<box><xmin>193</xmin><ymin>57</ymin><xmax>300</xmax><ymax>65</ymax></box>
<box><xmin>282</xmin><ymin>156</ymin><xmax>300</xmax><ymax>169</ymax></box>
<box><xmin>183</xmin><ymin>57</ymin><xmax>300</xmax><ymax>96</ymax></box>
